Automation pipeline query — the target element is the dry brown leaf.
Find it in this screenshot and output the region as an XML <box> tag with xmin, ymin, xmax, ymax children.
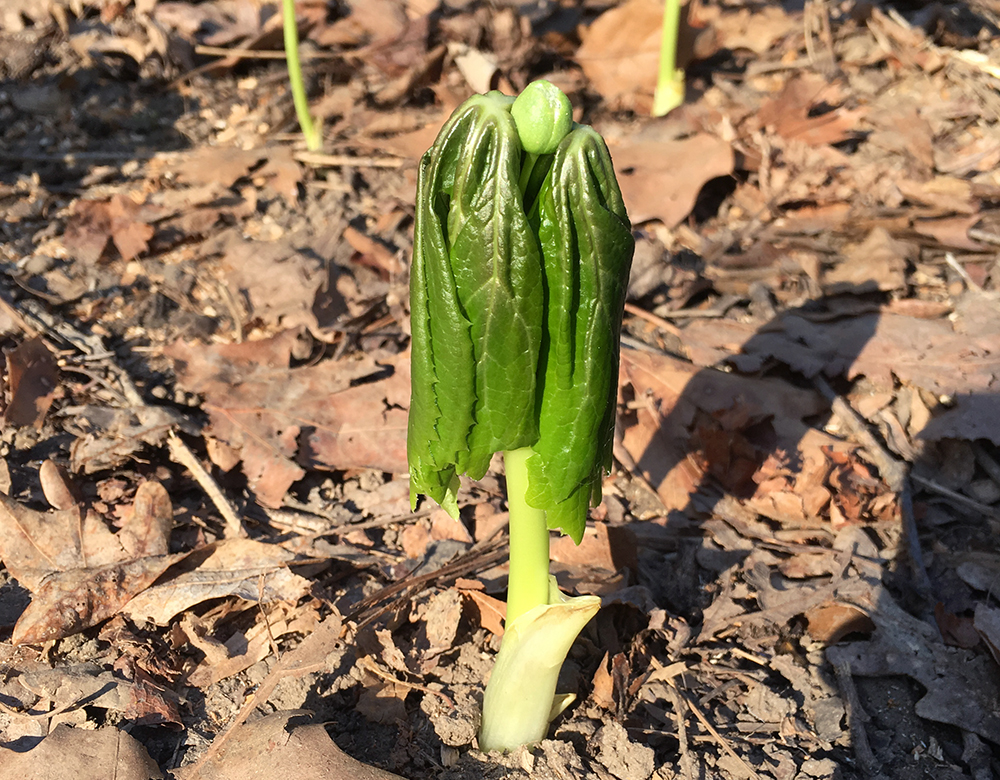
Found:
<box><xmin>934</xmin><ymin>603</ymin><xmax>980</xmax><ymax>649</ymax></box>
<box><xmin>550</xmin><ymin>522</ymin><xmax>638</xmax><ymax>576</ymax></box>
<box><xmin>183</xmin><ymin>603</ymin><xmax>321</xmax><ymax>688</ymax></box>
<box><xmin>824</xmin><ymin>228</ymin><xmax>913</xmax><ymax>294</ymax></box>
<box><xmin>619</xmin><ymin>350</ymin><xmax>825</xmax><ymax>513</ymax></box>
<box><xmin>179</xmin><ymin>710</ymin><xmax>405</xmax><ymax>780</ymax></box>
<box><xmin>172</xmin><ymin>146</ymin><xmax>266</xmax><ymax>189</ymax></box>
<box><xmin>120</xmin><ymin>537</ymin><xmax>312</xmax><ymax>625</ymax></box>
<box><xmin>576</xmin><ymin>0</ymin><xmax>660</xmax><ymax>110</ymax></box>
<box><xmin>166</xmin><ymin>335</ymin><xmax>408</xmax><ymax>507</ymax></box>
<box><xmin>344</xmin><ymin>225</ymin><xmax>404</xmax><ymax>277</ymax></box>
<box><xmin>590</xmin><ymin>651</ymin><xmax>615</xmax><ymax>710</ymax></box>
<box><xmin>0</xmin><ymin>724</ymin><xmax>162</xmax><ymax>780</ymax></box>
<box><xmin>0</xmin><ymin>482</ymin><xmax>184</xmax><ymax>645</ymax></box>
<box><xmin>607</xmin><ymin>131</ymin><xmax>734</xmax><ymax>226</ymax></box>
<box><xmin>704</xmin><ymin>5</ymin><xmax>800</xmax><ymax>54</ymax></box>
<box><xmin>3</xmin><ymin>336</ymin><xmax>59</xmax><ymax>429</ymax></box>
<box><xmin>256</xmin><ymin>145</ymin><xmax>303</xmax><ymax>203</ymax></box>
<box><xmin>69</xmin><ymin>405</ymin><xmax>184</xmax><ymax>474</ymax></box>
<box><xmin>62</xmin><ymin>194</ymin><xmax>156</xmax><ymax>263</ymax></box>
<box><xmin>458</xmin><ymin>586</ymin><xmax>505</xmax><ymax>636</ymax></box>
<box><xmin>219</xmin><ymin>234</ymin><xmax>335</xmax><ymax>332</ymax></box>
<box><xmin>804</xmin><ymin>602</ymin><xmax>876</xmax><ymax>644</ymax></box>
<box><xmin>912</xmin><ymin>214</ymin><xmax>988</xmax><ymax>251</ymax></box>
<box><xmin>757</xmin><ymin>73</ymin><xmax>866</xmax><ymax>146</ymax></box>
<box><xmin>974</xmin><ymin>603</ymin><xmax>1000</xmax><ymax>666</ymax></box>
<box><xmin>17</xmin><ymin>664</ymin><xmax>181</xmax><ymax>727</ymax></box>
<box><xmin>576</xmin><ymin>0</ymin><xmax>712</xmax><ymax>112</ymax></box>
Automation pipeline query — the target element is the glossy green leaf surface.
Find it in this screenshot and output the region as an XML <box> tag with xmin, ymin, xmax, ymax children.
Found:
<box><xmin>408</xmin><ymin>88</ymin><xmax>634</xmax><ymax>541</ymax></box>
<box><xmin>408</xmin><ymin>93</ymin><xmax>544</xmax><ymax>512</ymax></box>
<box><xmin>525</xmin><ymin>127</ymin><xmax>633</xmax><ymax>543</ymax></box>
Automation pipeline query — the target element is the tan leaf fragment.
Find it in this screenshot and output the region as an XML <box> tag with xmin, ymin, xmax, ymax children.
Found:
<box><xmin>804</xmin><ymin>602</ymin><xmax>876</xmax><ymax>644</ymax></box>
<box><xmin>607</xmin><ymin>131</ymin><xmax>734</xmax><ymax>226</ymax></box>
<box><xmin>3</xmin><ymin>336</ymin><xmax>60</xmax><ymax>429</ymax></box>
<box><xmin>0</xmin><ymin>724</ymin><xmax>162</xmax><ymax>780</ymax></box>
<box><xmin>756</xmin><ymin>73</ymin><xmax>867</xmax><ymax>146</ymax></box>
<box><xmin>183</xmin><ymin>603</ymin><xmax>321</xmax><ymax>688</ymax></box>
<box><xmin>166</xmin><ymin>336</ymin><xmax>409</xmax><ymax>507</ymax></box>
<box><xmin>0</xmin><ymin>482</ymin><xmax>183</xmax><ymax>645</ymax></box>
<box><xmin>824</xmin><ymin>228</ymin><xmax>914</xmax><ymax>294</ymax></box>
<box><xmin>178</xmin><ymin>710</ymin><xmax>405</xmax><ymax>780</ymax></box>
<box><xmin>619</xmin><ymin>350</ymin><xmax>825</xmax><ymax>513</ymax></box>
<box><xmin>62</xmin><ymin>194</ymin><xmax>156</xmax><ymax>263</ymax></box>
<box><xmin>120</xmin><ymin>538</ymin><xmax>312</xmax><ymax>625</ymax></box>
<box><xmin>458</xmin><ymin>586</ymin><xmax>506</xmax><ymax>637</ymax></box>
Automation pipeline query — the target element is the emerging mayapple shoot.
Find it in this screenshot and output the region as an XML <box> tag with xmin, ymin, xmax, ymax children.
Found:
<box><xmin>408</xmin><ymin>80</ymin><xmax>634</xmax><ymax>751</ymax></box>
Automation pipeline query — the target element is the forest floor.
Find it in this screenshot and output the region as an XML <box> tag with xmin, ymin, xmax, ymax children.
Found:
<box><xmin>1</xmin><ymin>0</ymin><xmax>1000</xmax><ymax>779</ymax></box>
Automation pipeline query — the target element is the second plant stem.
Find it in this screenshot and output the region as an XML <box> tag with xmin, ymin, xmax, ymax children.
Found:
<box><xmin>503</xmin><ymin>447</ymin><xmax>551</xmax><ymax>625</ymax></box>
<box><xmin>282</xmin><ymin>0</ymin><xmax>321</xmax><ymax>151</ymax></box>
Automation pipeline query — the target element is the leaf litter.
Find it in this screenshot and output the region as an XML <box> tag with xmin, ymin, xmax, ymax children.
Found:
<box><xmin>1</xmin><ymin>0</ymin><xmax>1000</xmax><ymax>779</ymax></box>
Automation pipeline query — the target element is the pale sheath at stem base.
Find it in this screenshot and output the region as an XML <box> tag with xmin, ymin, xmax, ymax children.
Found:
<box><xmin>479</xmin><ymin>577</ymin><xmax>602</xmax><ymax>753</ymax></box>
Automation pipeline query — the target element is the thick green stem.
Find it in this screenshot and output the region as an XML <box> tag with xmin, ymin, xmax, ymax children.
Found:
<box><xmin>653</xmin><ymin>0</ymin><xmax>685</xmax><ymax>117</ymax></box>
<box><xmin>503</xmin><ymin>447</ymin><xmax>550</xmax><ymax>626</ymax></box>
<box><xmin>282</xmin><ymin>0</ymin><xmax>322</xmax><ymax>151</ymax></box>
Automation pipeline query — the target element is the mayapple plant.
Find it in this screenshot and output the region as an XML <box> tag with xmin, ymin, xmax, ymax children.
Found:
<box><xmin>408</xmin><ymin>80</ymin><xmax>634</xmax><ymax>752</ymax></box>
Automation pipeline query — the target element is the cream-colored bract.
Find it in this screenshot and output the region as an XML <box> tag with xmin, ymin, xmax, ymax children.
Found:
<box><xmin>478</xmin><ymin>577</ymin><xmax>601</xmax><ymax>752</ymax></box>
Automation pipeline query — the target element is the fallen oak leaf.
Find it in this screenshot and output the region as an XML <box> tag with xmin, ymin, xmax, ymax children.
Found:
<box><xmin>0</xmin><ymin>481</ymin><xmax>187</xmax><ymax>645</ymax></box>
<box><xmin>607</xmin><ymin>131</ymin><xmax>734</xmax><ymax>226</ymax></box>
<box><xmin>16</xmin><ymin>664</ymin><xmax>181</xmax><ymax>728</ymax></box>
<box><xmin>178</xmin><ymin>710</ymin><xmax>405</xmax><ymax>780</ymax></box>
<box><xmin>0</xmin><ymin>723</ymin><xmax>162</xmax><ymax>780</ymax></box>
<box><xmin>166</xmin><ymin>334</ymin><xmax>408</xmax><ymax>507</ymax></box>
<box><xmin>3</xmin><ymin>336</ymin><xmax>60</xmax><ymax>429</ymax></box>
<box><xmin>62</xmin><ymin>194</ymin><xmax>156</xmax><ymax>263</ymax></box>
<box><xmin>120</xmin><ymin>537</ymin><xmax>313</xmax><ymax>626</ymax></box>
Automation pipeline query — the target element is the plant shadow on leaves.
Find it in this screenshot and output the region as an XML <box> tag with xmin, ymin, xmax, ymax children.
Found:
<box><xmin>620</xmin><ymin>287</ymin><xmax>1000</xmax><ymax>752</ymax></box>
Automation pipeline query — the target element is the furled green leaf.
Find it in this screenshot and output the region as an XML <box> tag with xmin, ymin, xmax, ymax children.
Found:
<box><xmin>408</xmin><ymin>93</ymin><xmax>545</xmax><ymax>513</ymax></box>
<box><xmin>525</xmin><ymin>126</ymin><xmax>634</xmax><ymax>543</ymax></box>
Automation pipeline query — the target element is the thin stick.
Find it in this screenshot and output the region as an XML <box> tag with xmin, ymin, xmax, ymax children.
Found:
<box><xmin>294</xmin><ymin>151</ymin><xmax>405</xmax><ymax>168</ymax></box>
<box><xmin>357</xmin><ymin>656</ymin><xmax>454</xmax><ymax>708</ymax></box>
<box><xmin>166</xmin><ymin>432</ymin><xmax>247</xmax><ymax>538</ymax></box>
<box><xmin>833</xmin><ymin>661</ymin><xmax>878</xmax><ymax>778</ymax></box>
<box><xmin>665</xmin><ymin>684</ymin><xmax>694</xmax><ymax>780</ymax></box>
<box><xmin>1</xmin><ymin>288</ymin><xmax>248</xmax><ymax>538</ymax></box>
<box><xmin>194</xmin><ymin>44</ymin><xmax>341</xmax><ymax>60</ymax></box>
<box><xmin>623</xmin><ymin>302</ymin><xmax>683</xmax><ymax>337</ymax></box>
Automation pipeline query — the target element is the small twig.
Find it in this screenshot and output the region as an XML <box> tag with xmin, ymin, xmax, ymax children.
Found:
<box><xmin>166</xmin><ymin>432</ymin><xmax>247</xmax><ymax>538</ymax></box>
<box><xmin>346</xmin><ymin>536</ymin><xmax>509</xmax><ymax>626</ymax></box>
<box><xmin>623</xmin><ymin>302</ymin><xmax>683</xmax><ymax>336</ymax></box>
<box><xmin>972</xmin><ymin>442</ymin><xmax>1000</xmax><ymax>487</ymax></box>
<box><xmin>181</xmin><ymin>613</ymin><xmax>346</xmax><ymax>777</ymax></box>
<box><xmin>910</xmin><ymin>473</ymin><xmax>1000</xmax><ymax>528</ymax></box>
<box><xmin>294</xmin><ymin>151</ymin><xmax>405</xmax><ymax>169</ymax></box>
<box><xmin>967</xmin><ymin>227</ymin><xmax>1000</xmax><ymax>247</ymax></box>
<box><xmin>194</xmin><ymin>44</ymin><xmax>341</xmax><ymax>61</ymax></box>
<box><xmin>0</xmin><ymin>285</ymin><xmax>247</xmax><ymax>538</ymax></box>
<box><xmin>651</xmin><ymin>658</ymin><xmax>761</xmax><ymax>780</ymax></box>
<box><xmin>357</xmin><ymin>656</ymin><xmax>454</xmax><ymax>708</ymax></box>
<box><xmin>833</xmin><ymin>661</ymin><xmax>878</xmax><ymax>778</ymax></box>
<box><xmin>665</xmin><ymin>683</ymin><xmax>694</xmax><ymax>780</ymax></box>
<box><xmin>944</xmin><ymin>252</ymin><xmax>985</xmax><ymax>294</ymax></box>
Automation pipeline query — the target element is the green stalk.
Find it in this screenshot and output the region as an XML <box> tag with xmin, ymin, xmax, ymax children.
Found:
<box><xmin>503</xmin><ymin>447</ymin><xmax>550</xmax><ymax>626</ymax></box>
<box><xmin>653</xmin><ymin>0</ymin><xmax>685</xmax><ymax>117</ymax></box>
<box><xmin>282</xmin><ymin>0</ymin><xmax>321</xmax><ymax>151</ymax></box>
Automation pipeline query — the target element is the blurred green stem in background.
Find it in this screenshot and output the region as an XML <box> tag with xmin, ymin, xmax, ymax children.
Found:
<box><xmin>653</xmin><ymin>0</ymin><xmax>685</xmax><ymax>116</ymax></box>
<box><xmin>282</xmin><ymin>0</ymin><xmax>322</xmax><ymax>151</ymax></box>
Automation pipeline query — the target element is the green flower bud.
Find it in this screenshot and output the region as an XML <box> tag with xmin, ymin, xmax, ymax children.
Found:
<box><xmin>510</xmin><ymin>80</ymin><xmax>573</xmax><ymax>155</ymax></box>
